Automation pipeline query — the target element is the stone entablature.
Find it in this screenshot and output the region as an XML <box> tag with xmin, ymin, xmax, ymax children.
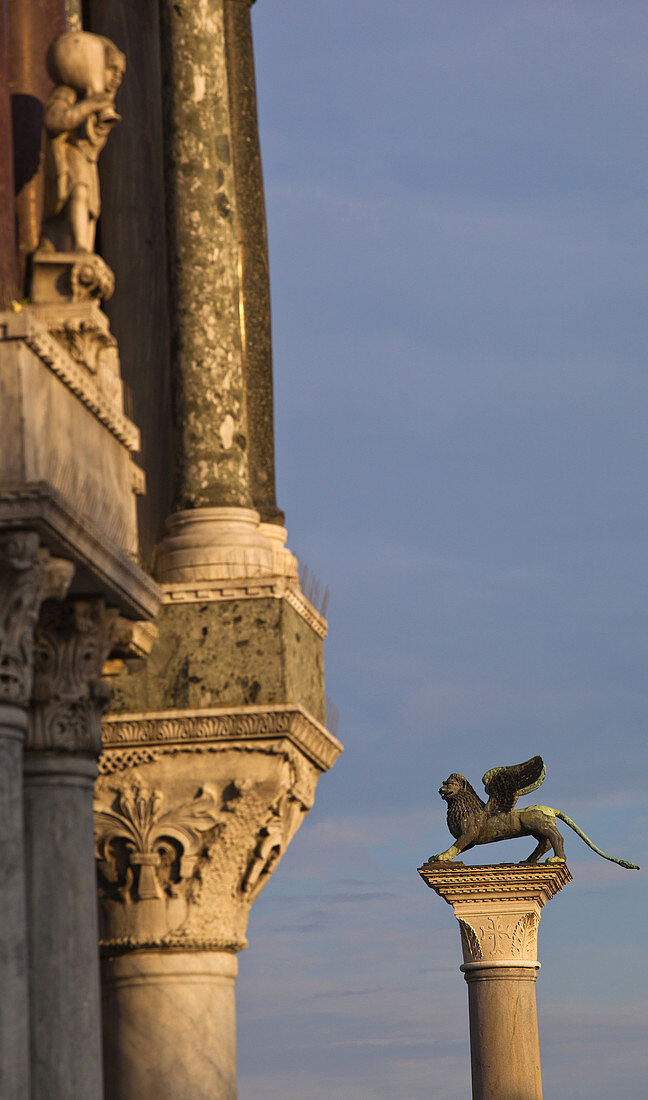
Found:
<box><xmin>101</xmin><ymin>704</ymin><xmax>342</xmax><ymax>776</ymax></box>
<box><xmin>1</xmin><ymin>309</ymin><xmax>139</xmax><ymax>452</ymax></box>
<box><xmin>162</xmin><ymin>575</ymin><xmax>328</xmax><ymax>639</ymax></box>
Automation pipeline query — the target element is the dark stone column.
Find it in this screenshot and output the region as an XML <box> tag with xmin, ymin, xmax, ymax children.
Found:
<box><xmin>224</xmin><ymin>0</ymin><xmax>283</xmax><ymax>524</ymax></box>
<box><xmin>159</xmin><ymin>0</ymin><xmax>252</xmax><ymax>512</ymax></box>
<box><xmin>25</xmin><ymin>598</ymin><xmax>118</xmax><ymax>1100</ymax></box>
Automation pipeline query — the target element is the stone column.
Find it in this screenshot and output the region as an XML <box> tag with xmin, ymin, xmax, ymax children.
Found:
<box><xmin>0</xmin><ymin>531</ymin><xmax>72</xmax><ymax>1100</ymax></box>
<box><xmin>25</xmin><ymin>598</ymin><xmax>118</xmax><ymax>1100</ymax></box>
<box><xmin>96</xmin><ymin>712</ymin><xmax>341</xmax><ymax>1100</ymax></box>
<box><xmin>102</xmin><ymin>953</ymin><xmax>238</xmax><ymax>1100</ymax></box>
<box><xmin>418</xmin><ymin>862</ymin><xmax>572</xmax><ymax>1100</ymax></box>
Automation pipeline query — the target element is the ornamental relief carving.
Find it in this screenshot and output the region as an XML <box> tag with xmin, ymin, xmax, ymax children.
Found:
<box><xmin>29</xmin><ymin>599</ymin><xmax>118</xmax><ymax>754</ymax></box>
<box><xmin>95</xmin><ymin>781</ymin><xmax>221</xmax><ymax>944</ymax></box>
<box><xmin>95</xmin><ymin>756</ymin><xmax>312</xmax><ymax>950</ymax></box>
<box><xmin>0</xmin><ymin>533</ymin><xmax>74</xmax><ymax>707</ymax></box>
<box><xmin>457</xmin><ymin>912</ymin><xmax>539</xmax><ymax>964</ymax></box>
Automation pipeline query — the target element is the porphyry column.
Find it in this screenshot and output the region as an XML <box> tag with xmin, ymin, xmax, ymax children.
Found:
<box><xmin>25</xmin><ymin>598</ymin><xmax>118</xmax><ymax>1100</ymax></box>
<box><xmin>0</xmin><ymin>532</ymin><xmax>72</xmax><ymax>1100</ymax></box>
<box><xmin>418</xmin><ymin>862</ymin><xmax>572</xmax><ymax>1100</ymax></box>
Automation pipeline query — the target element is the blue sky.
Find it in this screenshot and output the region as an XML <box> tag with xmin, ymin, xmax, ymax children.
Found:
<box><xmin>236</xmin><ymin>3</ymin><xmax>648</xmax><ymax>1096</ymax></box>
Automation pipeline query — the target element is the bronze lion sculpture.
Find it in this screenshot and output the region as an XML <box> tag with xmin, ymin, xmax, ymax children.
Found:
<box><xmin>426</xmin><ymin>756</ymin><xmax>638</xmax><ymax>869</ymax></box>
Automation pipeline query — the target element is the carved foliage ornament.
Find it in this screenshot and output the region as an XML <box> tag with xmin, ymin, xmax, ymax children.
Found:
<box><xmin>95</xmin><ymin>781</ymin><xmax>220</xmax><ymax>904</ymax></box>
<box><xmin>0</xmin><ymin>533</ymin><xmax>74</xmax><ymax>707</ymax></box>
<box><xmin>29</xmin><ymin>599</ymin><xmax>118</xmax><ymax>754</ymax></box>
<box><xmin>458</xmin><ymin>912</ymin><xmax>539</xmax><ymax>965</ymax></box>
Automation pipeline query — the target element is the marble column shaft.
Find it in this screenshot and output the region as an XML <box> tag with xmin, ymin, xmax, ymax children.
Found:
<box><xmin>0</xmin><ymin>531</ymin><xmax>72</xmax><ymax>1100</ymax></box>
<box><xmin>159</xmin><ymin>0</ymin><xmax>252</xmax><ymax>511</ymax></box>
<box><xmin>26</xmin><ymin>597</ymin><xmax>118</xmax><ymax>1100</ymax></box>
<box><xmin>102</xmin><ymin>952</ymin><xmax>238</xmax><ymax>1100</ymax></box>
<box><xmin>419</xmin><ymin>862</ymin><xmax>572</xmax><ymax>1100</ymax></box>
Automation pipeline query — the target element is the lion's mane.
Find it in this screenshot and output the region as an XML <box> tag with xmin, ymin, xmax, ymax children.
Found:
<box><xmin>446</xmin><ymin>777</ymin><xmax>485</xmax><ymax>840</ymax></box>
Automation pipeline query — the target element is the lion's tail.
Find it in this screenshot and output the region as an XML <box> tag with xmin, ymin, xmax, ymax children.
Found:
<box><xmin>554</xmin><ymin>811</ymin><xmax>639</xmax><ymax>870</ymax></box>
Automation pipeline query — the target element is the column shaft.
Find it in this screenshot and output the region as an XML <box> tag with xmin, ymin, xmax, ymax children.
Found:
<box><xmin>24</xmin><ymin>756</ymin><xmax>104</xmax><ymax>1100</ymax></box>
<box><xmin>463</xmin><ymin>965</ymin><xmax>542</xmax><ymax>1100</ymax></box>
<box><xmin>224</xmin><ymin>0</ymin><xmax>282</xmax><ymax>524</ymax></box>
<box><xmin>0</xmin><ymin>708</ymin><xmax>30</xmax><ymax>1100</ymax></box>
<box><xmin>159</xmin><ymin>0</ymin><xmax>252</xmax><ymax>510</ymax></box>
<box><xmin>102</xmin><ymin>952</ymin><xmax>238</xmax><ymax>1100</ymax></box>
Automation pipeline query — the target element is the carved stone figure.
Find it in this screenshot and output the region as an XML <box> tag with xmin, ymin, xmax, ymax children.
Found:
<box><xmin>40</xmin><ymin>31</ymin><xmax>126</xmax><ymax>254</ymax></box>
<box><xmin>425</xmin><ymin>755</ymin><xmax>639</xmax><ymax>869</ymax></box>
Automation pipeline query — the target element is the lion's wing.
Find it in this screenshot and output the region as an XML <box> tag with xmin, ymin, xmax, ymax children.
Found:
<box><xmin>481</xmin><ymin>756</ymin><xmax>546</xmax><ymax>813</ymax></box>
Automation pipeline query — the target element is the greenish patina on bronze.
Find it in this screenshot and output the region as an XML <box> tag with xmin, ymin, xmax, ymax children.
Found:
<box><xmin>424</xmin><ymin>755</ymin><xmax>639</xmax><ymax>869</ymax></box>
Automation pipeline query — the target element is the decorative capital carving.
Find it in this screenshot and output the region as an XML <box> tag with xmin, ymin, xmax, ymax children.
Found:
<box><xmin>95</xmin><ymin>780</ymin><xmax>220</xmax><ymax>942</ymax></box>
<box><xmin>457</xmin><ymin>911</ymin><xmax>539</xmax><ymax>965</ymax></box>
<box><xmin>94</xmin><ymin>742</ymin><xmax>317</xmax><ymax>952</ymax></box>
<box><xmin>0</xmin><ymin>533</ymin><xmax>74</xmax><ymax>707</ymax></box>
<box><xmin>29</xmin><ymin>599</ymin><xmax>119</xmax><ymax>754</ymax></box>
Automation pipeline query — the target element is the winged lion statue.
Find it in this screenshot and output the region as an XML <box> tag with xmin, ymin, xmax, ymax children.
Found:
<box><xmin>425</xmin><ymin>755</ymin><xmax>639</xmax><ymax>869</ymax></box>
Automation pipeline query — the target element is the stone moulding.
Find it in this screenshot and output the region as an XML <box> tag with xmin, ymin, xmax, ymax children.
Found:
<box><xmin>0</xmin><ymin>310</ymin><xmax>139</xmax><ymax>452</ymax></box>
<box><xmin>161</xmin><ymin>575</ymin><xmax>327</xmax><ymax>639</ymax></box>
<box><xmin>417</xmin><ymin>862</ymin><xmax>572</xmax><ymax>906</ymax></box>
<box><xmin>0</xmin><ymin>483</ymin><xmax>161</xmax><ymax>620</ymax></box>
<box><xmin>102</xmin><ymin>704</ymin><xmax>342</xmax><ymax>772</ymax></box>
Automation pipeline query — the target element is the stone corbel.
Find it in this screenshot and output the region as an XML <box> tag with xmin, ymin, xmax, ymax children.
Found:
<box><xmin>29</xmin><ymin>598</ymin><xmax>120</xmax><ymax>754</ymax></box>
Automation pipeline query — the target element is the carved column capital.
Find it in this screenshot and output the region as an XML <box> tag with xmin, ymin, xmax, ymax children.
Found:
<box><xmin>0</xmin><ymin>532</ymin><xmax>74</xmax><ymax>708</ymax></box>
<box><xmin>95</xmin><ymin>732</ymin><xmax>322</xmax><ymax>952</ymax></box>
<box><xmin>29</xmin><ymin>599</ymin><xmax>119</xmax><ymax>755</ymax></box>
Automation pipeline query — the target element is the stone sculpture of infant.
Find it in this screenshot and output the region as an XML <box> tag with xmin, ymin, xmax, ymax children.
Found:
<box><xmin>40</xmin><ymin>31</ymin><xmax>126</xmax><ymax>254</ymax></box>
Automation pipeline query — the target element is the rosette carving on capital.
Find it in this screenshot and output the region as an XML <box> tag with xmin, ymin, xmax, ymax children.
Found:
<box><xmin>0</xmin><ymin>533</ymin><xmax>74</xmax><ymax>707</ymax></box>
<box><xmin>29</xmin><ymin>599</ymin><xmax>118</xmax><ymax>754</ymax></box>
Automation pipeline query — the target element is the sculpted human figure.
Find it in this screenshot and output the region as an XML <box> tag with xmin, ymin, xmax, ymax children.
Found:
<box><xmin>40</xmin><ymin>31</ymin><xmax>126</xmax><ymax>253</ymax></box>
<box><xmin>425</xmin><ymin>755</ymin><xmax>639</xmax><ymax>869</ymax></box>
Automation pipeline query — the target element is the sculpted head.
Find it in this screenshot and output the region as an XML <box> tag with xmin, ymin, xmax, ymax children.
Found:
<box><xmin>439</xmin><ymin>774</ymin><xmax>467</xmax><ymax>801</ymax></box>
<box><xmin>47</xmin><ymin>31</ymin><xmax>125</xmax><ymax>99</ymax></box>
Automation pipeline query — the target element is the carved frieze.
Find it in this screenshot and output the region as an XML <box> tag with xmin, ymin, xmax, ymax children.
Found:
<box><xmin>102</xmin><ymin>703</ymin><xmax>342</xmax><ymax>772</ymax></box>
<box><xmin>29</xmin><ymin>599</ymin><xmax>119</xmax><ymax>754</ymax></box>
<box><xmin>0</xmin><ymin>533</ymin><xmax>74</xmax><ymax>707</ymax></box>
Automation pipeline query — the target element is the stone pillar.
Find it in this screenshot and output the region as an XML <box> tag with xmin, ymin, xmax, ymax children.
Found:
<box><xmin>223</xmin><ymin>0</ymin><xmax>282</xmax><ymax>524</ymax></box>
<box><xmin>96</xmin><ymin>709</ymin><xmax>341</xmax><ymax>1100</ymax></box>
<box><xmin>418</xmin><ymin>862</ymin><xmax>572</xmax><ymax>1100</ymax></box>
<box><xmin>159</xmin><ymin>0</ymin><xmax>252</xmax><ymax>514</ymax></box>
<box><xmin>0</xmin><ymin>531</ymin><xmax>71</xmax><ymax>1100</ymax></box>
<box><xmin>102</xmin><ymin>953</ymin><xmax>238</xmax><ymax>1100</ymax></box>
<box><xmin>25</xmin><ymin>598</ymin><xmax>118</xmax><ymax>1100</ymax></box>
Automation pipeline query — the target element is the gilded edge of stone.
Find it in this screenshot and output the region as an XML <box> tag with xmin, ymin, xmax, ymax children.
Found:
<box><xmin>0</xmin><ymin>310</ymin><xmax>140</xmax><ymax>451</ymax></box>
<box><xmin>417</xmin><ymin>862</ymin><xmax>572</xmax><ymax>906</ymax></box>
<box><xmin>162</xmin><ymin>576</ymin><xmax>327</xmax><ymax>638</ymax></box>
<box><xmin>101</xmin><ymin>703</ymin><xmax>343</xmax><ymax>772</ymax></box>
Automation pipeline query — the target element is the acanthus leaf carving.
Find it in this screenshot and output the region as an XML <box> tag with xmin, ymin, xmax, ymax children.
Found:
<box><xmin>95</xmin><ymin>780</ymin><xmax>221</xmax><ymax>943</ymax></box>
<box><xmin>0</xmin><ymin>533</ymin><xmax>73</xmax><ymax>707</ymax></box>
<box><xmin>29</xmin><ymin>598</ymin><xmax>119</xmax><ymax>754</ymax></box>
